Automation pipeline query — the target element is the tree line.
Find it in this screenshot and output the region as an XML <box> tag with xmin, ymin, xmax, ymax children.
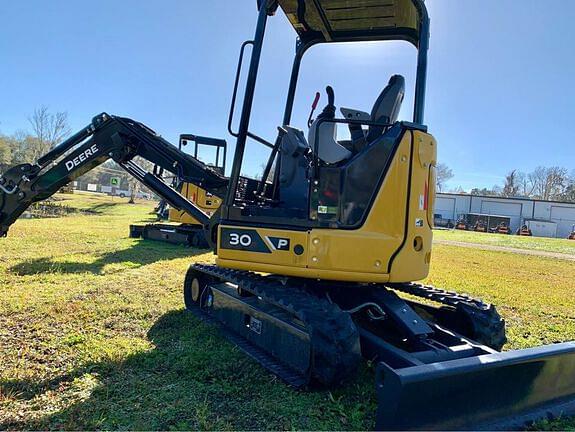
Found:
<box><xmin>0</xmin><ymin>106</ymin><xmax>152</xmax><ymax>202</ymax></box>
<box><xmin>423</xmin><ymin>162</ymin><xmax>574</xmax><ymax>203</ymax></box>
<box><xmin>469</xmin><ymin>168</ymin><xmax>575</xmax><ymax>202</ymax></box>
<box><xmin>0</xmin><ymin>106</ymin><xmax>71</xmax><ymax>171</ymax></box>
<box><xmin>438</xmin><ymin>163</ymin><xmax>575</xmax><ymax>203</ymax></box>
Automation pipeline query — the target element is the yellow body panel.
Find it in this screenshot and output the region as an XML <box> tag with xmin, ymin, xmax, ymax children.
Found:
<box><xmin>216</xmin><ymin>129</ymin><xmax>438</xmax><ymax>284</ymax></box>
<box><xmin>217</xmin><ymin>227</ymin><xmax>309</xmax><ymax>268</ymax></box>
<box><xmin>216</xmin><ymin>257</ymin><xmax>392</xmax><ymax>283</ymax></box>
<box><xmin>169</xmin><ymin>183</ymin><xmax>222</xmax><ymax>225</ymax></box>
<box><xmin>387</xmin><ymin>130</ymin><xmax>436</xmax><ymax>282</ymax></box>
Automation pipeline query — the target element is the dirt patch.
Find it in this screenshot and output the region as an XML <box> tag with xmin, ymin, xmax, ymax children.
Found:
<box><xmin>24</xmin><ymin>201</ymin><xmax>95</xmax><ymax>219</ymax></box>
<box><xmin>435</xmin><ymin>239</ymin><xmax>575</xmax><ymax>261</ymax></box>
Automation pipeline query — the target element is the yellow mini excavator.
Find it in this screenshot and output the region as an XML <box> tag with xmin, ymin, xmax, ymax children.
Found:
<box><xmin>1</xmin><ymin>1</ymin><xmax>575</xmax><ymax>429</ymax></box>
<box><xmin>129</xmin><ymin>134</ymin><xmax>226</xmax><ymax>247</ymax></box>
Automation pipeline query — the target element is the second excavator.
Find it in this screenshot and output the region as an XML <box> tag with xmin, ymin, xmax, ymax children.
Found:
<box><xmin>129</xmin><ymin>134</ymin><xmax>227</xmax><ymax>247</ymax></box>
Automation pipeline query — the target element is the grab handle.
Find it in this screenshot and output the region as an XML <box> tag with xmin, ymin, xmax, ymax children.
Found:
<box><xmin>228</xmin><ymin>40</ymin><xmax>255</xmax><ymax>137</ymax></box>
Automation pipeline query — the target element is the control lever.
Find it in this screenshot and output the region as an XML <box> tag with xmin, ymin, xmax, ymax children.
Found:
<box><xmin>317</xmin><ymin>86</ymin><xmax>336</xmax><ymax>120</ymax></box>
<box><xmin>325</xmin><ymin>85</ymin><xmax>335</xmax><ymax>106</ymax></box>
<box><xmin>307</xmin><ymin>92</ymin><xmax>321</xmax><ymax>128</ymax></box>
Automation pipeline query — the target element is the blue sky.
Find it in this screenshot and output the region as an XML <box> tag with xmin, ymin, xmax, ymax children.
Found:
<box><xmin>1</xmin><ymin>1</ymin><xmax>574</xmax><ymax>190</ymax></box>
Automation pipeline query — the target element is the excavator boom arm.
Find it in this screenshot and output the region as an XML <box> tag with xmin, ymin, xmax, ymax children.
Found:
<box><xmin>0</xmin><ymin>113</ymin><xmax>228</xmax><ymax>237</ymax></box>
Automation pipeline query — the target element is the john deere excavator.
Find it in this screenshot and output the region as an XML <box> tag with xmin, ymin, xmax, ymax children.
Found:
<box><xmin>0</xmin><ymin>114</ymin><xmax>229</xmax><ymax>242</ymax></box>
<box><xmin>1</xmin><ymin>0</ymin><xmax>575</xmax><ymax>429</ymax></box>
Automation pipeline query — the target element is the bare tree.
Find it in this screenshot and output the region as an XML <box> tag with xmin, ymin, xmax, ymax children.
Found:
<box><xmin>7</xmin><ymin>131</ymin><xmax>43</xmax><ymax>164</ymax></box>
<box><xmin>566</xmin><ymin>172</ymin><xmax>575</xmax><ymax>202</ymax></box>
<box><xmin>502</xmin><ymin>170</ymin><xmax>520</xmax><ymax>197</ymax></box>
<box><xmin>435</xmin><ymin>163</ymin><xmax>453</xmax><ymax>192</ymax></box>
<box><xmin>563</xmin><ymin>183</ymin><xmax>575</xmax><ymax>203</ymax></box>
<box><xmin>127</xmin><ymin>177</ymin><xmax>141</xmax><ymax>204</ymax></box>
<box><xmin>529</xmin><ymin>166</ymin><xmax>568</xmax><ymax>201</ymax></box>
<box><xmin>491</xmin><ymin>185</ymin><xmax>503</xmax><ymax>196</ymax></box>
<box><xmin>28</xmin><ymin>106</ymin><xmax>71</xmax><ymax>155</ymax></box>
<box><xmin>448</xmin><ymin>185</ymin><xmax>465</xmax><ymax>194</ymax></box>
<box><xmin>546</xmin><ymin>167</ymin><xmax>569</xmax><ymax>200</ymax></box>
<box><xmin>515</xmin><ymin>171</ymin><xmax>535</xmax><ymax>197</ymax></box>
<box><xmin>528</xmin><ymin>167</ymin><xmax>546</xmax><ymax>199</ymax></box>
<box><xmin>0</xmin><ymin>135</ymin><xmax>12</xmax><ymax>170</ymax></box>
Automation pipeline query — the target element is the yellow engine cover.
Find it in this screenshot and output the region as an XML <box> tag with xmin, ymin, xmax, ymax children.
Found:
<box><xmin>216</xmin><ymin>129</ymin><xmax>437</xmax><ymax>284</ymax></box>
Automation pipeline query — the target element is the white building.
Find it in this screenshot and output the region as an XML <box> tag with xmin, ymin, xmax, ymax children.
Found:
<box><xmin>435</xmin><ymin>193</ymin><xmax>575</xmax><ymax>238</ymax></box>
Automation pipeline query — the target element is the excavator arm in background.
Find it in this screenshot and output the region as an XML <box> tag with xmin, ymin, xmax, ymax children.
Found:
<box><xmin>0</xmin><ymin>113</ymin><xmax>229</xmax><ymax>237</ymax></box>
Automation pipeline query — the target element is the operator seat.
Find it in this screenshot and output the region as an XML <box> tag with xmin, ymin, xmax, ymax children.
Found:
<box><xmin>344</xmin><ymin>74</ymin><xmax>405</xmax><ymax>151</ymax></box>
<box><xmin>308</xmin><ymin>75</ymin><xmax>405</xmax><ymax>164</ymax></box>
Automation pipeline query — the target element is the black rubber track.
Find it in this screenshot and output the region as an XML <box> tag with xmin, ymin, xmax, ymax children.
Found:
<box><xmin>184</xmin><ymin>266</ymin><xmax>309</xmax><ymax>387</ymax></box>
<box><xmin>389</xmin><ymin>282</ymin><xmax>507</xmax><ymax>350</ymax></box>
<box><xmin>187</xmin><ymin>264</ymin><xmax>362</xmax><ymax>388</ymax></box>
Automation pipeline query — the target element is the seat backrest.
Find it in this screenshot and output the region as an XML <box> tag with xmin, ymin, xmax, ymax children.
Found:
<box><xmin>366</xmin><ymin>75</ymin><xmax>405</xmax><ymax>142</ymax></box>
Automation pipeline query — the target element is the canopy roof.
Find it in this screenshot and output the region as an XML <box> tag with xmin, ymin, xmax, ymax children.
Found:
<box><xmin>277</xmin><ymin>0</ymin><xmax>425</xmax><ymax>47</ymax></box>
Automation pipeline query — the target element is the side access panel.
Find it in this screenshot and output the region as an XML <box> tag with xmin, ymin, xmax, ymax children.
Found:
<box><xmin>386</xmin><ymin>130</ymin><xmax>436</xmax><ymax>282</ymax></box>
<box><xmin>306</xmin><ymin>131</ymin><xmax>412</xmax><ymax>279</ymax></box>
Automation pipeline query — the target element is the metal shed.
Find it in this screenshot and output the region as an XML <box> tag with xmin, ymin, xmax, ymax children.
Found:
<box><xmin>435</xmin><ymin>193</ymin><xmax>575</xmax><ymax>238</ymax></box>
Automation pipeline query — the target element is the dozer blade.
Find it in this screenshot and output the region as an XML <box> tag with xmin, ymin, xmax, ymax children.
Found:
<box><xmin>376</xmin><ymin>341</ymin><xmax>575</xmax><ymax>430</ymax></box>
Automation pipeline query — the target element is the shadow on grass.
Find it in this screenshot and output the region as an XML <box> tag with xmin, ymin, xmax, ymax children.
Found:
<box><xmin>84</xmin><ymin>202</ymin><xmax>123</xmax><ymax>214</ymax></box>
<box><xmin>0</xmin><ymin>310</ymin><xmax>375</xmax><ymax>430</ymax></box>
<box><xmin>10</xmin><ymin>240</ymin><xmax>204</xmax><ymax>275</ymax></box>
<box><xmin>53</xmin><ymin>201</ymin><xmax>124</xmax><ymax>214</ymax></box>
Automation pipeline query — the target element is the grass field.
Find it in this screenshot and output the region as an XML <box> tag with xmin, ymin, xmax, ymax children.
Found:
<box><xmin>1</xmin><ymin>192</ymin><xmax>574</xmax><ymax>430</ymax></box>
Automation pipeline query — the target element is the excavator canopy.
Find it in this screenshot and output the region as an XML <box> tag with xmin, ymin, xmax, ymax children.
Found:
<box><xmin>276</xmin><ymin>0</ymin><xmax>425</xmax><ymax>47</ymax></box>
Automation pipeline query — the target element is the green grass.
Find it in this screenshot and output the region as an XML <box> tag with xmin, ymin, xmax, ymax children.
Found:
<box><xmin>434</xmin><ymin>228</ymin><xmax>575</xmax><ymax>255</ymax></box>
<box><xmin>1</xmin><ymin>192</ymin><xmax>574</xmax><ymax>429</ymax></box>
